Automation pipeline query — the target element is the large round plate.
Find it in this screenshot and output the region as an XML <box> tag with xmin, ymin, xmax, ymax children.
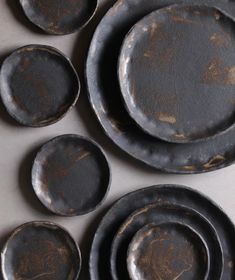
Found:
<box><xmin>118</xmin><ymin>5</ymin><xmax>235</xmax><ymax>143</ymax></box>
<box><xmin>89</xmin><ymin>185</ymin><xmax>235</xmax><ymax>280</ymax></box>
<box><xmin>86</xmin><ymin>0</ymin><xmax>235</xmax><ymax>173</ymax></box>
<box><xmin>1</xmin><ymin>221</ymin><xmax>81</xmax><ymax>280</ymax></box>
<box><xmin>19</xmin><ymin>0</ymin><xmax>98</xmax><ymax>35</ymax></box>
<box><xmin>110</xmin><ymin>204</ymin><xmax>223</xmax><ymax>280</ymax></box>
<box><xmin>127</xmin><ymin>222</ymin><xmax>210</xmax><ymax>280</ymax></box>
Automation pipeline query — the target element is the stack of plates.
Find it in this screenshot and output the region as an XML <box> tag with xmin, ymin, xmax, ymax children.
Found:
<box><xmin>89</xmin><ymin>185</ymin><xmax>235</xmax><ymax>279</ymax></box>
<box><xmin>86</xmin><ymin>0</ymin><xmax>235</xmax><ymax>174</ymax></box>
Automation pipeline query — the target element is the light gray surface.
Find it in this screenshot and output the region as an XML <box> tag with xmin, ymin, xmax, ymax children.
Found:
<box><xmin>0</xmin><ymin>0</ymin><xmax>234</xmax><ymax>279</ymax></box>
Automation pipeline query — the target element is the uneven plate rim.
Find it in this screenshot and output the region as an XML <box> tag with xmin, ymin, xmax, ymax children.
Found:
<box><xmin>1</xmin><ymin>220</ymin><xmax>82</xmax><ymax>280</ymax></box>
<box><xmin>127</xmin><ymin>221</ymin><xmax>210</xmax><ymax>280</ymax></box>
<box><xmin>0</xmin><ymin>44</ymin><xmax>80</xmax><ymax>127</ymax></box>
<box><xmin>31</xmin><ymin>134</ymin><xmax>111</xmax><ymax>216</ymax></box>
<box><xmin>89</xmin><ymin>184</ymin><xmax>234</xmax><ymax>280</ymax></box>
<box><xmin>118</xmin><ymin>4</ymin><xmax>235</xmax><ymax>144</ymax></box>
<box><xmin>19</xmin><ymin>0</ymin><xmax>99</xmax><ymax>35</ymax></box>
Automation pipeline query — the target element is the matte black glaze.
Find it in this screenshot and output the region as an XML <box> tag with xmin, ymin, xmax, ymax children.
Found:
<box><xmin>119</xmin><ymin>5</ymin><xmax>235</xmax><ymax>143</ymax></box>
<box><xmin>89</xmin><ymin>185</ymin><xmax>235</xmax><ymax>280</ymax></box>
<box><xmin>86</xmin><ymin>0</ymin><xmax>235</xmax><ymax>173</ymax></box>
<box><xmin>127</xmin><ymin>223</ymin><xmax>210</xmax><ymax>280</ymax></box>
<box><xmin>19</xmin><ymin>0</ymin><xmax>98</xmax><ymax>35</ymax></box>
<box><xmin>1</xmin><ymin>221</ymin><xmax>81</xmax><ymax>280</ymax></box>
<box><xmin>0</xmin><ymin>45</ymin><xmax>80</xmax><ymax>127</ymax></box>
<box><xmin>32</xmin><ymin>134</ymin><xmax>111</xmax><ymax>216</ymax></box>
<box><xmin>111</xmin><ymin>204</ymin><xmax>222</xmax><ymax>280</ymax></box>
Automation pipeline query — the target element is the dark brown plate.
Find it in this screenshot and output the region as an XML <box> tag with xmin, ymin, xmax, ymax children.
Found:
<box><xmin>1</xmin><ymin>221</ymin><xmax>81</xmax><ymax>280</ymax></box>
<box><xmin>127</xmin><ymin>222</ymin><xmax>210</xmax><ymax>280</ymax></box>
<box><xmin>119</xmin><ymin>5</ymin><xmax>235</xmax><ymax>143</ymax></box>
<box><xmin>86</xmin><ymin>0</ymin><xmax>235</xmax><ymax>173</ymax></box>
<box><xmin>0</xmin><ymin>45</ymin><xmax>80</xmax><ymax>127</ymax></box>
<box><xmin>89</xmin><ymin>185</ymin><xmax>235</xmax><ymax>280</ymax></box>
<box><xmin>32</xmin><ymin>134</ymin><xmax>111</xmax><ymax>216</ymax></box>
<box><xmin>19</xmin><ymin>0</ymin><xmax>98</xmax><ymax>35</ymax></box>
<box><xmin>111</xmin><ymin>204</ymin><xmax>222</xmax><ymax>280</ymax></box>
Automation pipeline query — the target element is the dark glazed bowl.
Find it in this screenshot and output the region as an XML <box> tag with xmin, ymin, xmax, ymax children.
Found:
<box><xmin>19</xmin><ymin>0</ymin><xmax>98</xmax><ymax>35</ymax></box>
<box><xmin>1</xmin><ymin>221</ymin><xmax>81</xmax><ymax>280</ymax></box>
<box><xmin>127</xmin><ymin>222</ymin><xmax>210</xmax><ymax>280</ymax></box>
<box><xmin>32</xmin><ymin>134</ymin><xmax>111</xmax><ymax>216</ymax></box>
<box><xmin>0</xmin><ymin>44</ymin><xmax>80</xmax><ymax>127</ymax></box>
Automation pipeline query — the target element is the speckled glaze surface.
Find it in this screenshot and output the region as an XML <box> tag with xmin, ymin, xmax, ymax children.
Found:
<box><xmin>1</xmin><ymin>221</ymin><xmax>81</xmax><ymax>280</ymax></box>
<box><xmin>111</xmin><ymin>203</ymin><xmax>223</xmax><ymax>280</ymax></box>
<box><xmin>89</xmin><ymin>185</ymin><xmax>235</xmax><ymax>280</ymax></box>
<box><xmin>19</xmin><ymin>0</ymin><xmax>98</xmax><ymax>35</ymax></box>
<box><xmin>127</xmin><ymin>222</ymin><xmax>209</xmax><ymax>280</ymax></box>
<box><xmin>0</xmin><ymin>45</ymin><xmax>80</xmax><ymax>127</ymax></box>
<box><xmin>32</xmin><ymin>134</ymin><xmax>111</xmax><ymax>216</ymax></box>
<box><xmin>118</xmin><ymin>5</ymin><xmax>235</xmax><ymax>143</ymax></box>
<box><xmin>86</xmin><ymin>0</ymin><xmax>235</xmax><ymax>173</ymax></box>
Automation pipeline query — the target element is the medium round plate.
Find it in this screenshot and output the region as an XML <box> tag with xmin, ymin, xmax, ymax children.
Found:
<box><xmin>119</xmin><ymin>5</ymin><xmax>235</xmax><ymax>143</ymax></box>
<box><xmin>0</xmin><ymin>45</ymin><xmax>80</xmax><ymax>127</ymax></box>
<box><xmin>32</xmin><ymin>134</ymin><xmax>111</xmax><ymax>216</ymax></box>
<box><xmin>111</xmin><ymin>204</ymin><xmax>222</xmax><ymax>280</ymax></box>
<box><xmin>19</xmin><ymin>0</ymin><xmax>98</xmax><ymax>35</ymax></box>
<box><xmin>89</xmin><ymin>185</ymin><xmax>235</xmax><ymax>280</ymax></box>
<box><xmin>1</xmin><ymin>221</ymin><xmax>81</xmax><ymax>280</ymax></box>
<box><xmin>86</xmin><ymin>0</ymin><xmax>235</xmax><ymax>173</ymax></box>
<box><xmin>127</xmin><ymin>222</ymin><xmax>210</xmax><ymax>280</ymax></box>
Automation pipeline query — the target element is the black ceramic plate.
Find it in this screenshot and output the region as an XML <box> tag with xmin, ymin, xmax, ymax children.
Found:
<box><xmin>32</xmin><ymin>134</ymin><xmax>111</xmax><ymax>216</ymax></box>
<box><xmin>19</xmin><ymin>0</ymin><xmax>98</xmax><ymax>35</ymax></box>
<box><xmin>111</xmin><ymin>204</ymin><xmax>222</xmax><ymax>280</ymax></box>
<box><xmin>127</xmin><ymin>222</ymin><xmax>210</xmax><ymax>280</ymax></box>
<box><xmin>119</xmin><ymin>5</ymin><xmax>235</xmax><ymax>143</ymax></box>
<box><xmin>89</xmin><ymin>185</ymin><xmax>235</xmax><ymax>280</ymax></box>
<box><xmin>1</xmin><ymin>221</ymin><xmax>81</xmax><ymax>280</ymax></box>
<box><xmin>0</xmin><ymin>45</ymin><xmax>80</xmax><ymax>127</ymax></box>
<box><xmin>86</xmin><ymin>0</ymin><xmax>235</xmax><ymax>173</ymax></box>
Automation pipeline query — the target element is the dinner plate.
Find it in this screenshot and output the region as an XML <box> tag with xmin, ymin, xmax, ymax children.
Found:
<box><xmin>127</xmin><ymin>222</ymin><xmax>210</xmax><ymax>280</ymax></box>
<box><xmin>0</xmin><ymin>45</ymin><xmax>80</xmax><ymax>127</ymax></box>
<box><xmin>89</xmin><ymin>185</ymin><xmax>235</xmax><ymax>279</ymax></box>
<box><xmin>111</xmin><ymin>204</ymin><xmax>222</xmax><ymax>280</ymax></box>
<box><xmin>19</xmin><ymin>0</ymin><xmax>98</xmax><ymax>35</ymax></box>
<box><xmin>118</xmin><ymin>5</ymin><xmax>235</xmax><ymax>143</ymax></box>
<box><xmin>32</xmin><ymin>134</ymin><xmax>111</xmax><ymax>216</ymax></box>
<box><xmin>1</xmin><ymin>221</ymin><xmax>81</xmax><ymax>280</ymax></box>
<box><xmin>86</xmin><ymin>0</ymin><xmax>235</xmax><ymax>173</ymax></box>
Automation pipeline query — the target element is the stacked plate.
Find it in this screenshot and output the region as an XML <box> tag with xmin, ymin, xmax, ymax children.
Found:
<box><xmin>86</xmin><ymin>0</ymin><xmax>235</xmax><ymax>174</ymax></box>
<box><xmin>89</xmin><ymin>185</ymin><xmax>235</xmax><ymax>279</ymax></box>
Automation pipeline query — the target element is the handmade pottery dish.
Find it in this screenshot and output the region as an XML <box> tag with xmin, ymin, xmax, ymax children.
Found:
<box><xmin>0</xmin><ymin>45</ymin><xmax>80</xmax><ymax>127</ymax></box>
<box><xmin>127</xmin><ymin>222</ymin><xmax>210</xmax><ymax>280</ymax></box>
<box><xmin>32</xmin><ymin>134</ymin><xmax>111</xmax><ymax>216</ymax></box>
<box><xmin>19</xmin><ymin>0</ymin><xmax>98</xmax><ymax>35</ymax></box>
<box><xmin>1</xmin><ymin>221</ymin><xmax>81</xmax><ymax>280</ymax></box>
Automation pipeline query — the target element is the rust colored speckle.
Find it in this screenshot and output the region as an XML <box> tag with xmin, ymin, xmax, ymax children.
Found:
<box><xmin>214</xmin><ymin>11</ymin><xmax>221</xmax><ymax>21</ymax></box>
<box><xmin>182</xmin><ymin>165</ymin><xmax>197</xmax><ymax>171</ymax></box>
<box><xmin>203</xmin><ymin>155</ymin><xmax>225</xmax><ymax>169</ymax></box>
<box><xmin>210</xmin><ymin>32</ymin><xmax>230</xmax><ymax>47</ymax></box>
<box><xmin>203</xmin><ymin>59</ymin><xmax>235</xmax><ymax>85</ymax></box>
<box><xmin>174</xmin><ymin>134</ymin><xmax>186</xmax><ymax>139</ymax></box>
<box><xmin>157</xmin><ymin>113</ymin><xmax>176</xmax><ymax>124</ymax></box>
<box><xmin>170</xmin><ymin>16</ymin><xmax>198</xmax><ymax>25</ymax></box>
<box><xmin>228</xmin><ymin>260</ymin><xmax>234</xmax><ymax>269</ymax></box>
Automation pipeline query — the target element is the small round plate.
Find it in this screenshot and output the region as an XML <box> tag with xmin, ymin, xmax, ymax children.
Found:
<box><xmin>32</xmin><ymin>134</ymin><xmax>111</xmax><ymax>216</ymax></box>
<box><xmin>0</xmin><ymin>45</ymin><xmax>80</xmax><ymax>127</ymax></box>
<box><xmin>118</xmin><ymin>4</ymin><xmax>235</xmax><ymax>143</ymax></box>
<box><xmin>1</xmin><ymin>221</ymin><xmax>81</xmax><ymax>280</ymax></box>
<box><xmin>19</xmin><ymin>0</ymin><xmax>98</xmax><ymax>35</ymax></box>
<box><xmin>127</xmin><ymin>222</ymin><xmax>209</xmax><ymax>280</ymax></box>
